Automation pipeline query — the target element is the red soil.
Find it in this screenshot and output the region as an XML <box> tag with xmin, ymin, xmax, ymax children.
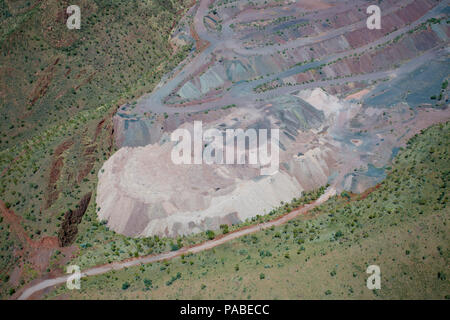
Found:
<box><xmin>1</xmin><ymin>199</ymin><xmax>77</xmax><ymax>299</ymax></box>
<box><xmin>190</xmin><ymin>22</ymin><xmax>210</xmax><ymax>53</ymax></box>
<box><xmin>28</xmin><ymin>59</ymin><xmax>58</xmax><ymax>106</ymax></box>
<box><xmin>45</xmin><ymin>139</ymin><xmax>74</xmax><ymax>209</ymax></box>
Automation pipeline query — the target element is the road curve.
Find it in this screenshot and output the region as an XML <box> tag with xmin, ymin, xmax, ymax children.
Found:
<box><xmin>127</xmin><ymin>0</ymin><xmax>448</xmax><ymax>116</ymax></box>
<box><xmin>17</xmin><ymin>187</ymin><xmax>336</xmax><ymax>300</ymax></box>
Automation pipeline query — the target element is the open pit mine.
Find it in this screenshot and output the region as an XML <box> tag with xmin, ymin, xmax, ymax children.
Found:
<box><xmin>96</xmin><ymin>0</ymin><xmax>450</xmax><ymax>237</ymax></box>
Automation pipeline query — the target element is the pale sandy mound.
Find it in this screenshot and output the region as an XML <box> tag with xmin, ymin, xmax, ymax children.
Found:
<box><xmin>97</xmin><ymin>140</ymin><xmax>303</xmax><ymax>237</ymax></box>
<box><xmin>97</xmin><ymin>87</ymin><xmax>449</xmax><ymax>238</ymax></box>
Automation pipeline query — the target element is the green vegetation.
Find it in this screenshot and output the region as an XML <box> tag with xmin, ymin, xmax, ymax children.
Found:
<box><xmin>1</xmin><ymin>0</ymin><xmax>449</xmax><ymax>301</ymax></box>
<box><xmin>0</xmin><ymin>0</ymin><xmax>193</xmax><ymax>298</ymax></box>
<box><xmin>221</xmin><ymin>104</ymin><xmax>236</xmax><ymax>110</ymax></box>
<box><xmin>47</xmin><ymin>122</ymin><xmax>449</xmax><ymax>299</ymax></box>
<box><xmin>66</xmin><ymin>185</ymin><xmax>327</xmax><ymax>273</ymax></box>
<box><xmin>206</xmin><ymin>230</ymin><xmax>215</xmax><ymax>240</ymax></box>
<box><xmin>0</xmin><ymin>0</ymin><xmax>192</xmax><ymax>148</ymax></box>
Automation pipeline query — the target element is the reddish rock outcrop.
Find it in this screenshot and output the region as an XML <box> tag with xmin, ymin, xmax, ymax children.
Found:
<box><xmin>58</xmin><ymin>192</ymin><xmax>92</xmax><ymax>247</ymax></box>
<box><xmin>45</xmin><ymin>139</ymin><xmax>73</xmax><ymax>209</ymax></box>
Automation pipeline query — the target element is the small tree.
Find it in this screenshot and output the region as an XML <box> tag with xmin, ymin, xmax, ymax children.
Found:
<box><xmin>206</xmin><ymin>230</ymin><xmax>215</xmax><ymax>240</ymax></box>
<box><xmin>220</xmin><ymin>224</ymin><xmax>229</xmax><ymax>234</ymax></box>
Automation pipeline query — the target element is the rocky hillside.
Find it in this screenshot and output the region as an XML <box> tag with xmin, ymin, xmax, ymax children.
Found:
<box><xmin>0</xmin><ymin>0</ymin><xmax>193</xmax><ymax>299</ymax></box>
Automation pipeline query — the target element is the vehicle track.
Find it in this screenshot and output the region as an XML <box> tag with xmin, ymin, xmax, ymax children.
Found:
<box><xmin>17</xmin><ymin>186</ymin><xmax>336</xmax><ymax>300</ymax></box>
<box><xmin>128</xmin><ymin>0</ymin><xmax>448</xmax><ymax>116</ymax></box>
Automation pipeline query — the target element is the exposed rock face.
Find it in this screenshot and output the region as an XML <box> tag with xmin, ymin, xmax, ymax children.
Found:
<box><xmin>98</xmin><ymin>87</ymin><xmax>450</xmax><ymax>238</ymax></box>
<box><xmin>58</xmin><ymin>192</ymin><xmax>92</xmax><ymax>247</ymax></box>
<box><xmin>97</xmin><ymin>92</ymin><xmax>345</xmax><ymax>238</ymax></box>
<box><xmin>96</xmin><ymin>0</ymin><xmax>450</xmax><ymax>238</ymax></box>
<box><xmin>97</xmin><ymin>101</ymin><xmax>324</xmax><ymax>237</ymax></box>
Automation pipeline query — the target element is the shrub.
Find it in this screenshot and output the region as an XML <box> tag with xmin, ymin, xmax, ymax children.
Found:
<box><xmin>144</xmin><ymin>279</ymin><xmax>152</xmax><ymax>287</ymax></box>
<box><xmin>220</xmin><ymin>224</ymin><xmax>229</xmax><ymax>234</ymax></box>
<box><xmin>206</xmin><ymin>230</ymin><xmax>215</xmax><ymax>240</ymax></box>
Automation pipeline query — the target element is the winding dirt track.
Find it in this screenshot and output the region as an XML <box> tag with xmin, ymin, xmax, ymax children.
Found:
<box><xmin>17</xmin><ymin>187</ymin><xmax>336</xmax><ymax>300</ymax></box>
<box><xmin>131</xmin><ymin>0</ymin><xmax>449</xmax><ymax>116</ymax></box>
<box><xmin>16</xmin><ymin>0</ymin><xmax>449</xmax><ymax>300</ymax></box>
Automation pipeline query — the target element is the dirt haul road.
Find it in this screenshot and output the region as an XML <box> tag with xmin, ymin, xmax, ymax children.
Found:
<box><xmin>131</xmin><ymin>0</ymin><xmax>449</xmax><ymax>116</ymax></box>
<box><xmin>17</xmin><ymin>187</ymin><xmax>336</xmax><ymax>300</ymax></box>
